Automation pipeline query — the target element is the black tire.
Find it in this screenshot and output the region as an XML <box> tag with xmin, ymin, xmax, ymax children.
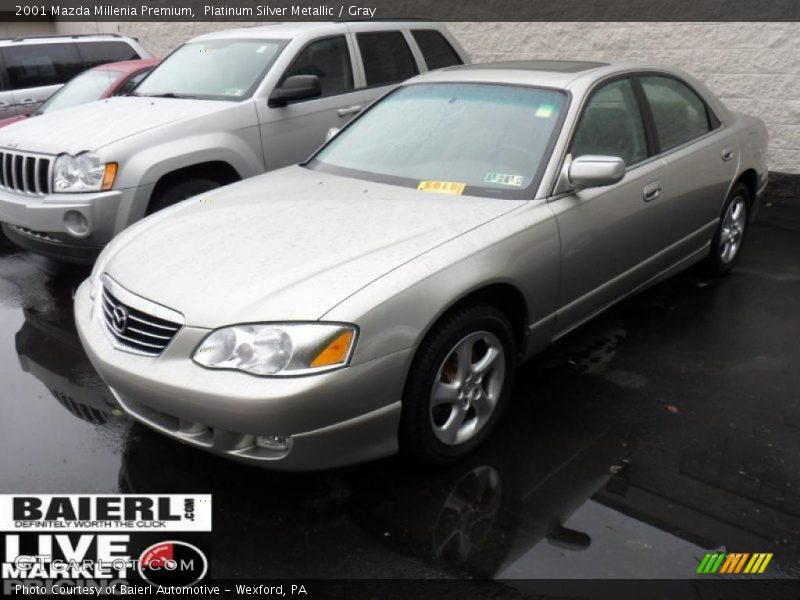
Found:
<box><xmin>146</xmin><ymin>177</ymin><xmax>222</xmax><ymax>215</ymax></box>
<box><xmin>399</xmin><ymin>305</ymin><xmax>517</xmax><ymax>466</ymax></box>
<box><xmin>704</xmin><ymin>182</ymin><xmax>751</xmax><ymax>276</ymax></box>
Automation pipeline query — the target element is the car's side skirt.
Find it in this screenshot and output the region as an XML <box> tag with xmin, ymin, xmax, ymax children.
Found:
<box><xmin>551</xmin><ymin>220</ymin><xmax>717</xmax><ymax>342</ymax></box>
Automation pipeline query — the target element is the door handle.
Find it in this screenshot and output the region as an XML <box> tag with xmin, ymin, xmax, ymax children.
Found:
<box><xmin>20</xmin><ymin>98</ymin><xmax>38</xmax><ymax>105</ymax></box>
<box><xmin>0</xmin><ymin>102</ymin><xmax>8</xmax><ymax>110</ymax></box>
<box><xmin>722</xmin><ymin>148</ymin><xmax>734</xmax><ymax>161</ymax></box>
<box><xmin>643</xmin><ymin>181</ymin><xmax>662</xmax><ymax>202</ymax></box>
<box><xmin>337</xmin><ymin>105</ymin><xmax>362</xmax><ymax>118</ymax></box>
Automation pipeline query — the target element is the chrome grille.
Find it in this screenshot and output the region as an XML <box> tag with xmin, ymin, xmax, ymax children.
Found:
<box><xmin>0</xmin><ymin>150</ymin><xmax>51</xmax><ymax>195</ymax></box>
<box><xmin>100</xmin><ymin>274</ymin><xmax>183</xmax><ymax>357</ymax></box>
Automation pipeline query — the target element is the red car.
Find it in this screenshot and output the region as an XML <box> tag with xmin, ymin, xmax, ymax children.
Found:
<box><xmin>0</xmin><ymin>58</ymin><xmax>159</xmax><ymax>129</ymax></box>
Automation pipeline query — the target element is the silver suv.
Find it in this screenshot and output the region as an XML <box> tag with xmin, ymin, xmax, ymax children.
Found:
<box><xmin>0</xmin><ymin>22</ymin><xmax>467</xmax><ymax>263</ymax></box>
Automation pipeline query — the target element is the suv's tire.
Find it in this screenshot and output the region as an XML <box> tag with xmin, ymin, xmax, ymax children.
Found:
<box><xmin>146</xmin><ymin>177</ymin><xmax>222</xmax><ymax>215</ymax></box>
<box><xmin>399</xmin><ymin>305</ymin><xmax>517</xmax><ymax>466</ymax></box>
<box><xmin>704</xmin><ymin>182</ymin><xmax>751</xmax><ymax>276</ymax></box>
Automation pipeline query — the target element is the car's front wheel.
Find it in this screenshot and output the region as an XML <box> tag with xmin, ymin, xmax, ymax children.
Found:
<box><xmin>147</xmin><ymin>177</ymin><xmax>222</xmax><ymax>215</ymax></box>
<box><xmin>705</xmin><ymin>182</ymin><xmax>750</xmax><ymax>275</ymax></box>
<box><xmin>400</xmin><ymin>305</ymin><xmax>516</xmax><ymax>466</ymax></box>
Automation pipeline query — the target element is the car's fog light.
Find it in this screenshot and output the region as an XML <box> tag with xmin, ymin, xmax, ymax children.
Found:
<box><xmin>255</xmin><ymin>435</ymin><xmax>292</xmax><ymax>451</ymax></box>
<box><xmin>64</xmin><ymin>210</ymin><xmax>89</xmax><ymax>237</ymax></box>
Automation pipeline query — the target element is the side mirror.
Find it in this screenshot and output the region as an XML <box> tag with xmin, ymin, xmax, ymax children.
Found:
<box><xmin>269</xmin><ymin>75</ymin><xmax>321</xmax><ymax>107</ymax></box>
<box><xmin>568</xmin><ymin>155</ymin><xmax>626</xmax><ymax>189</ymax></box>
<box><xmin>325</xmin><ymin>127</ymin><xmax>340</xmax><ymax>143</ymax></box>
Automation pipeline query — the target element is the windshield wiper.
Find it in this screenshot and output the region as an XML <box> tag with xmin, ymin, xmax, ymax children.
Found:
<box><xmin>134</xmin><ymin>92</ymin><xmax>199</xmax><ymax>99</ymax></box>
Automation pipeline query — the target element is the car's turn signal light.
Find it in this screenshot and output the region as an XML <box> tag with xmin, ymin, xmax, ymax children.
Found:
<box><xmin>311</xmin><ymin>330</ymin><xmax>354</xmax><ymax>367</ymax></box>
<box><xmin>102</xmin><ymin>163</ymin><xmax>118</xmax><ymax>190</ymax></box>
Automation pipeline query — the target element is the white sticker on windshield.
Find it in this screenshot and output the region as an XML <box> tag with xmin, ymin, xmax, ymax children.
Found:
<box><xmin>257</xmin><ymin>45</ymin><xmax>269</xmax><ymax>53</ymax></box>
<box><xmin>485</xmin><ymin>173</ymin><xmax>524</xmax><ymax>187</ymax></box>
<box><xmin>535</xmin><ymin>104</ymin><xmax>555</xmax><ymax>118</ymax></box>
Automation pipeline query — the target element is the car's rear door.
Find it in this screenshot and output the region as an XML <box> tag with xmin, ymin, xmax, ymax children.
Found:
<box><xmin>0</xmin><ymin>52</ymin><xmax>14</xmax><ymax>118</ymax></box>
<box><xmin>636</xmin><ymin>74</ymin><xmax>737</xmax><ymax>259</ymax></box>
<box><xmin>347</xmin><ymin>26</ymin><xmax>422</xmax><ymax>108</ymax></box>
<box><xmin>258</xmin><ymin>34</ymin><xmax>366</xmax><ymax>170</ymax></box>
<box><xmin>549</xmin><ymin>76</ymin><xmax>672</xmax><ymax>335</ymax></box>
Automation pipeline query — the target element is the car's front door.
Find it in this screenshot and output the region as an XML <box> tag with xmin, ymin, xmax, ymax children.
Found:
<box><xmin>258</xmin><ymin>35</ymin><xmax>366</xmax><ymax>170</ymax></box>
<box><xmin>549</xmin><ymin>77</ymin><xmax>672</xmax><ymax>335</ymax></box>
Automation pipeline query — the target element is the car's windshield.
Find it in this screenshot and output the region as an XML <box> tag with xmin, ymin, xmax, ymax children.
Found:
<box><xmin>34</xmin><ymin>69</ymin><xmax>122</xmax><ymax>115</ymax></box>
<box><xmin>135</xmin><ymin>39</ymin><xmax>285</xmax><ymax>100</ymax></box>
<box><xmin>309</xmin><ymin>83</ymin><xmax>568</xmax><ymax>199</ymax></box>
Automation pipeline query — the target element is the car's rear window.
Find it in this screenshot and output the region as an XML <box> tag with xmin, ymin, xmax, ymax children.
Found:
<box><xmin>412</xmin><ymin>30</ymin><xmax>462</xmax><ymax>71</ymax></box>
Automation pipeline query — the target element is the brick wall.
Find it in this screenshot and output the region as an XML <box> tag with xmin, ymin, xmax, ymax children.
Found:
<box><xmin>75</xmin><ymin>21</ymin><xmax>800</xmax><ymax>191</ymax></box>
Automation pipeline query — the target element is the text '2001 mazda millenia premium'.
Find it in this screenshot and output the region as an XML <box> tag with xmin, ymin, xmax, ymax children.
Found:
<box><xmin>74</xmin><ymin>60</ymin><xmax>768</xmax><ymax>470</ymax></box>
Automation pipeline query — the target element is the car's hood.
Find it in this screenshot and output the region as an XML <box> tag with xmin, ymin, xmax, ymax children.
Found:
<box><xmin>0</xmin><ymin>115</ymin><xmax>27</xmax><ymax>129</ymax></box>
<box><xmin>103</xmin><ymin>167</ymin><xmax>523</xmax><ymax>328</ymax></box>
<box><xmin>0</xmin><ymin>97</ymin><xmax>233</xmax><ymax>155</ymax></box>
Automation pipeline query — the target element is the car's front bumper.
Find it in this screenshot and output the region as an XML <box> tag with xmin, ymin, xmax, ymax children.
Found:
<box><xmin>74</xmin><ymin>279</ymin><xmax>409</xmax><ymax>471</ymax></box>
<box><xmin>0</xmin><ymin>186</ymin><xmax>139</xmax><ymax>263</ymax></box>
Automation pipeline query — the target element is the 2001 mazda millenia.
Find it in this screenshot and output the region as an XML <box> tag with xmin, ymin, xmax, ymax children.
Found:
<box><xmin>75</xmin><ymin>60</ymin><xmax>768</xmax><ymax>470</ymax></box>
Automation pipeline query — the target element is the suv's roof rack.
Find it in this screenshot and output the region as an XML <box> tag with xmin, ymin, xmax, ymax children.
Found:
<box><xmin>9</xmin><ymin>32</ymin><xmax>124</xmax><ymax>42</ymax></box>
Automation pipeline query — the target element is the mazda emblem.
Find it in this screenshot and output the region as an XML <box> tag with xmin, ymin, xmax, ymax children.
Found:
<box><xmin>111</xmin><ymin>305</ymin><xmax>129</xmax><ymax>334</ymax></box>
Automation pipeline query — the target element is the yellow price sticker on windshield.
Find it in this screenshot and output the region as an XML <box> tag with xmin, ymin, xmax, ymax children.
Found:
<box><xmin>418</xmin><ymin>180</ymin><xmax>466</xmax><ymax>196</ymax></box>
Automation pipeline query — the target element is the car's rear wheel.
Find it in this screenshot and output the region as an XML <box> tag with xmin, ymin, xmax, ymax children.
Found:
<box><xmin>399</xmin><ymin>305</ymin><xmax>516</xmax><ymax>466</ymax></box>
<box><xmin>147</xmin><ymin>177</ymin><xmax>222</xmax><ymax>215</ymax></box>
<box><xmin>705</xmin><ymin>182</ymin><xmax>750</xmax><ymax>275</ymax></box>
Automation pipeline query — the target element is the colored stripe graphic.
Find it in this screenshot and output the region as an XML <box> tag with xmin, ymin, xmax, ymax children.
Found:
<box><xmin>698</xmin><ymin>552</ymin><xmax>773</xmax><ymax>574</ymax></box>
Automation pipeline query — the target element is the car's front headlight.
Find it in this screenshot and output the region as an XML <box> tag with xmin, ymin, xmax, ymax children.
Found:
<box><xmin>193</xmin><ymin>323</ymin><xmax>357</xmax><ymax>376</ymax></box>
<box><xmin>53</xmin><ymin>152</ymin><xmax>117</xmax><ymax>192</ymax></box>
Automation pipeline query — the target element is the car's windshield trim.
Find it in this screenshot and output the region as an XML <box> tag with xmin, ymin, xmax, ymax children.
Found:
<box><xmin>133</xmin><ymin>38</ymin><xmax>289</xmax><ymax>103</ymax></box>
<box><xmin>305</xmin><ymin>81</ymin><xmax>571</xmax><ymax>200</ymax></box>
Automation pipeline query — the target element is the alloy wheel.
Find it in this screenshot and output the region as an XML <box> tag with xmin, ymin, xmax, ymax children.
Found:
<box><xmin>720</xmin><ymin>195</ymin><xmax>747</xmax><ymax>264</ymax></box>
<box><xmin>429</xmin><ymin>331</ymin><xmax>506</xmax><ymax>446</ymax></box>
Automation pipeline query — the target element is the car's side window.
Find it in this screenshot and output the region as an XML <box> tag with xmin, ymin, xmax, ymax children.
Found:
<box><xmin>76</xmin><ymin>41</ymin><xmax>141</xmax><ymax>69</ymax></box>
<box><xmin>1</xmin><ymin>43</ymin><xmax>84</xmax><ymax>90</ymax></box>
<box><xmin>639</xmin><ymin>75</ymin><xmax>713</xmax><ymax>152</ymax></box>
<box><xmin>356</xmin><ymin>31</ymin><xmax>418</xmax><ymax>87</ymax></box>
<box><xmin>280</xmin><ymin>36</ymin><xmax>353</xmax><ymax>98</ymax></box>
<box><xmin>114</xmin><ymin>69</ymin><xmax>151</xmax><ymax>96</ymax></box>
<box><xmin>571</xmin><ymin>78</ymin><xmax>648</xmax><ymax>166</ymax></box>
<box><xmin>411</xmin><ymin>30</ymin><xmax>462</xmax><ymax>71</ymax></box>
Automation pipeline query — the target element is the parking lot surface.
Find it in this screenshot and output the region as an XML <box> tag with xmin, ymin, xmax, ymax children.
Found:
<box><xmin>1</xmin><ymin>199</ymin><xmax>799</xmax><ymax>583</ymax></box>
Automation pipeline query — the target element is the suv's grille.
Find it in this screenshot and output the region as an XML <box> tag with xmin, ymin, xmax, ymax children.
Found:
<box><xmin>100</xmin><ymin>275</ymin><xmax>183</xmax><ymax>357</ymax></box>
<box><xmin>0</xmin><ymin>150</ymin><xmax>51</xmax><ymax>195</ymax></box>
<box><xmin>8</xmin><ymin>224</ymin><xmax>61</xmax><ymax>243</ymax></box>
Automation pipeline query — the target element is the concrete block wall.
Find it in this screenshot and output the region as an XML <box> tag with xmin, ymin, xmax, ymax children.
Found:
<box><xmin>80</xmin><ymin>21</ymin><xmax>800</xmax><ymax>192</ymax></box>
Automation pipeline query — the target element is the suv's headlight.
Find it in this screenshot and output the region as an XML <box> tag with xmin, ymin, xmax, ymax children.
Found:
<box><xmin>193</xmin><ymin>323</ymin><xmax>357</xmax><ymax>376</ymax></box>
<box><xmin>53</xmin><ymin>152</ymin><xmax>117</xmax><ymax>192</ymax></box>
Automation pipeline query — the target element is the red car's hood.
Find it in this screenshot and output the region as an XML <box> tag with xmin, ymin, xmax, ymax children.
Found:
<box><xmin>0</xmin><ymin>115</ymin><xmax>27</xmax><ymax>129</ymax></box>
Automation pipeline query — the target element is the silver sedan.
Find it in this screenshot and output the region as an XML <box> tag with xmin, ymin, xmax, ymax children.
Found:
<box><xmin>75</xmin><ymin>60</ymin><xmax>769</xmax><ymax>470</ymax></box>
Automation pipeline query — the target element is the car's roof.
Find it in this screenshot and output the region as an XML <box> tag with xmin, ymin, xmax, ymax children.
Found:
<box><xmin>191</xmin><ymin>21</ymin><xmax>443</xmax><ymax>42</ymax></box>
<box><xmin>91</xmin><ymin>58</ymin><xmax>160</xmax><ymax>74</ymax></box>
<box><xmin>461</xmin><ymin>60</ymin><xmax>609</xmax><ymax>74</ymax></box>
<box><xmin>409</xmin><ymin>59</ymin><xmax>685</xmax><ymax>91</ymax></box>
<box><xmin>0</xmin><ymin>34</ymin><xmax>137</xmax><ymax>47</ymax></box>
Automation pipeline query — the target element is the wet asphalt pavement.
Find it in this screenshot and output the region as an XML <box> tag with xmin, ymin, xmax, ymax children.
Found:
<box><xmin>0</xmin><ymin>199</ymin><xmax>799</xmax><ymax>586</ymax></box>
